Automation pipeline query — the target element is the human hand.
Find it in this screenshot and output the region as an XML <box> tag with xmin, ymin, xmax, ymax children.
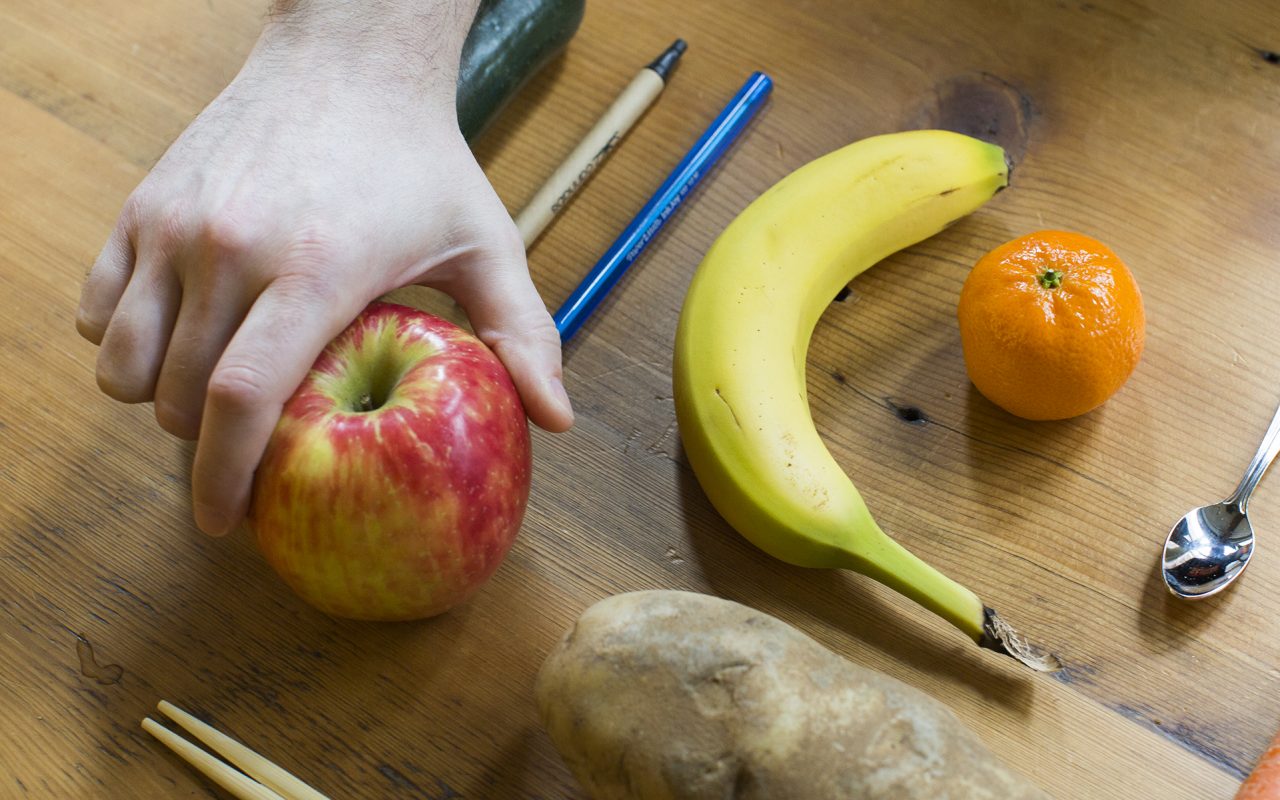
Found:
<box><xmin>76</xmin><ymin>10</ymin><xmax>573</xmax><ymax>536</ymax></box>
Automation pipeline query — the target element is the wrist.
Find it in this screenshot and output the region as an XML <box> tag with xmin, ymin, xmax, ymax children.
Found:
<box><xmin>249</xmin><ymin>0</ymin><xmax>480</xmax><ymax>111</ymax></box>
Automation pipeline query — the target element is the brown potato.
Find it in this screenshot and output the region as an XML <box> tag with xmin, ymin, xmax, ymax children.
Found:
<box><xmin>535</xmin><ymin>591</ymin><xmax>1049</xmax><ymax>799</ymax></box>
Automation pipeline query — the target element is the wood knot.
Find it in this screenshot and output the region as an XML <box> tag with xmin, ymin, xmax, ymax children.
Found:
<box><xmin>908</xmin><ymin>72</ymin><xmax>1034</xmax><ymax>168</ymax></box>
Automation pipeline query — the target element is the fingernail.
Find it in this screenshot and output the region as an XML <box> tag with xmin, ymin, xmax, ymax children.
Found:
<box><xmin>550</xmin><ymin>377</ymin><xmax>574</xmax><ymax>421</ymax></box>
<box><xmin>194</xmin><ymin>502</ymin><xmax>233</xmax><ymax>537</ymax></box>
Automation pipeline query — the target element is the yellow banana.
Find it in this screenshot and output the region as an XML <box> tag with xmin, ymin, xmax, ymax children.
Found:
<box><xmin>673</xmin><ymin>130</ymin><xmax>1055</xmax><ymax>669</ymax></box>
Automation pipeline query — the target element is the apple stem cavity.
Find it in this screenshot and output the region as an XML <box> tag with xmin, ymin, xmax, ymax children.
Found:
<box><xmin>322</xmin><ymin>320</ymin><xmax>439</xmax><ymax>414</ymax></box>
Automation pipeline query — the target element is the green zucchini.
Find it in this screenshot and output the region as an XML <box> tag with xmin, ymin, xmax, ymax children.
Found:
<box><xmin>457</xmin><ymin>0</ymin><xmax>586</xmax><ymax>141</ymax></box>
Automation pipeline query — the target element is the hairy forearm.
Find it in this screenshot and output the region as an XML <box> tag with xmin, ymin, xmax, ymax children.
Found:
<box><xmin>252</xmin><ymin>0</ymin><xmax>481</xmax><ymax>107</ymax></box>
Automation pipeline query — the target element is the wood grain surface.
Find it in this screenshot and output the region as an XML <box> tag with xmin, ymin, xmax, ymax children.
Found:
<box><xmin>2</xmin><ymin>0</ymin><xmax>1279</xmax><ymax>796</ymax></box>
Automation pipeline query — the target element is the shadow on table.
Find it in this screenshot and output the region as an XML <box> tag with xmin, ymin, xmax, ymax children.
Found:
<box><xmin>1137</xmin><ymin>553</ymin><xmax>1236</xmax><ymax>652</ymax></box>
<box><xmin>673</xmin><ymin>455</ymin><xmax>1037</xmax><ymax>713</ymax></box>
<box><xmin>33</xmin><ymin>430</ymin><xmax>568</xmax><ymax>797</ymax></box>
<box><xmin>484</xmin><ymin>726</ymin><xmax>589</xmax><ymax>800</ymax></box>
<box><xmin>472</xmin><ymin>54</ymin><xmax>569</xmax><ymax>169</ymax></box>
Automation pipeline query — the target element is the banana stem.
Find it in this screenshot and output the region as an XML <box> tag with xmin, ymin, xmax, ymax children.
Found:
<box><xmin>844</xmin><ymin>537</ymin><xmax>987</xmax><ymax>642</ymax></box>
<box><xmin>980</xmin><ymin>608</ymin><xmax>1062</xmax><ymax>672</ymax></box>
<box><xmin>844</xmin><ymin>537</ymin><xmax>1061</xmax><ymax>672</ymax></box>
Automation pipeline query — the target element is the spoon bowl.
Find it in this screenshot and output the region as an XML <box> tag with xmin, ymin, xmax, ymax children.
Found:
<box><xmin>1162</xmin><ymin>502</ymin><xmax>1255</xmax><ymax>599</ymax></box>
<box><xmin>1161</xmin><ymin>398</ymin><xmax>1280</xmax><ymax>600</ymax></box>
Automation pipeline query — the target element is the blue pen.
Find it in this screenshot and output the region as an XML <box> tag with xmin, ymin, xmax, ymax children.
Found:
<box><xmin>553</xmin><ymin>71</ymin><xmax>774</xmax><ymax>340</ymax></box>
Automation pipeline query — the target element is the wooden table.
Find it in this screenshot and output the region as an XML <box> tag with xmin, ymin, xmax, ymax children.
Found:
<box><xmin>3</xmin><ymin>0</ymin><xmax>1278</xmax><ymax>796</ymax></box>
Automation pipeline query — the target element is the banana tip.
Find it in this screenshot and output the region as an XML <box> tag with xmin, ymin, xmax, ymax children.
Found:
<box><xmin>979</xmin><ymin>607</ymin><xmax>1061</xmax><ymax>673</ymax></box>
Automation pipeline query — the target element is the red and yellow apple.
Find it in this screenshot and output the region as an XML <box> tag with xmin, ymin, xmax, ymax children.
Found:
<box><xmin>249</xmin><ymin>301</ymin><xmax>531</xmax><ymax>620</ymax></box>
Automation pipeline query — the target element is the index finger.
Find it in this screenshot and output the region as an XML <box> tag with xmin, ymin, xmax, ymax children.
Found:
<box><xmin>191</xmin><ymin>275</ymin><xmax>363</xmax><ymax>536</ymax></box>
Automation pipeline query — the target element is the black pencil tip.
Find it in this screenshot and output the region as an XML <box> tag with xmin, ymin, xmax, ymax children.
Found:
<box><xmin>648</xmin><ymin>38</ymin><xmax>688</xmax><ymax>80</ymax></box>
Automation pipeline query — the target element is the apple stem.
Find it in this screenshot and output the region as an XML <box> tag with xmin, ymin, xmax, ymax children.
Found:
<box><xmin>357</xmin><ymin>392</ymin><xmax>375</xmax><ymax>412</ymax></box>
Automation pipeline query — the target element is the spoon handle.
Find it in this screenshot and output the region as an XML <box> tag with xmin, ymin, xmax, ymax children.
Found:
<box><xmin>1227</xmin><ymin>397</ymin><xmax>1280</xmax><ymax>511</ymax></box>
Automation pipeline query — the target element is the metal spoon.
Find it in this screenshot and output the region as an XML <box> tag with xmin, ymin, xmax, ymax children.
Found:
<box><xmin>1162</xmin><ymin>399</ymin><xmax>1280</xmax><ymax>599</ymax></box>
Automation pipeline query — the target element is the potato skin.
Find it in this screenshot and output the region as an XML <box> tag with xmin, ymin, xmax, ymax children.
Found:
<box><xmin>535</xmin><ymin>591</ymin><xmax>1049</xmax><ymax>800</ymax></box>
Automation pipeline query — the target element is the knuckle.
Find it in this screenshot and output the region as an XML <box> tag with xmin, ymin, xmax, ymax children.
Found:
<box><xmin>95</xmin><ymin>350</ymin><xmax>155</xmax><ymax>404</ymax></box>
<box><xmin>491</xmin><ymin>220</ymin><xmax>525</xmax><ymax>256</ymax></box>
<box><xmin>196</xmin><ymin>212</ymin><xmax>259</xmax><ymax>258</ymax></box>
<box><xmin>130</xmin><ymin>195</ymin><xmax>190</xmax><ymax>250</ymax></box>
<box><xmin>75</xmin><ymin>309</ymin><xmax>107</xmax><ymax>345</ymax></box>
<box><xmin>154</xmin><ymin>398</ymin><xmax>200</xmax><ymax>440</ymax></box>
<box><xmin>206</xmin><ymin>361</ymin><xmax>272</xmax><ymax>413</ymax></box>
<box><xmin>478</xmin><ymin>307</ymin><xmax>560</xmax><ymax>351</ymax></box>
<box><xmin>88</xmin><ymin>241</ymin><xmax>129</xmax><ymax>282</ymax></box>
<box><xmin>156</xmin><ymin>207</ymin><xmax>192</xmax><ymax>249</ymax></box>
<box><xmin>281</xmin><ymin>228</ymin><xmax>341</xmax><ymax>271</ymax></box>
<box><xmin>119</xmin><ymin>192</ymin><xmax>148</xmax><ymax>227</ymax></box>
<box><xmin>274</xmin><ymin>269</ymin><xmax>340</xmax><ymax>309</ymax></box>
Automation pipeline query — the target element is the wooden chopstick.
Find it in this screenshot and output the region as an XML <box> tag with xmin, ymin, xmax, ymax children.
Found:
<box><xmin>141</xmin><ymin>717</ymin><xmax>287</xmax><ymax>800</ymax></box>
<box><xmin>157</xmin><ymin>701</ymin><xmax>329</xmax><ymax>800</ymax></box>
<box><xmin>142</xmin><ymin>701</ymin><xmax>329</xmax><ymax>800</ymax></box>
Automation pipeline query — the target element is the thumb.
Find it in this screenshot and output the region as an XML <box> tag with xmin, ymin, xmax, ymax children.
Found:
<box><xmin>441</xmin><ymin>237</ymin><xmax>574</xmax><ymax>433</ymax></box>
